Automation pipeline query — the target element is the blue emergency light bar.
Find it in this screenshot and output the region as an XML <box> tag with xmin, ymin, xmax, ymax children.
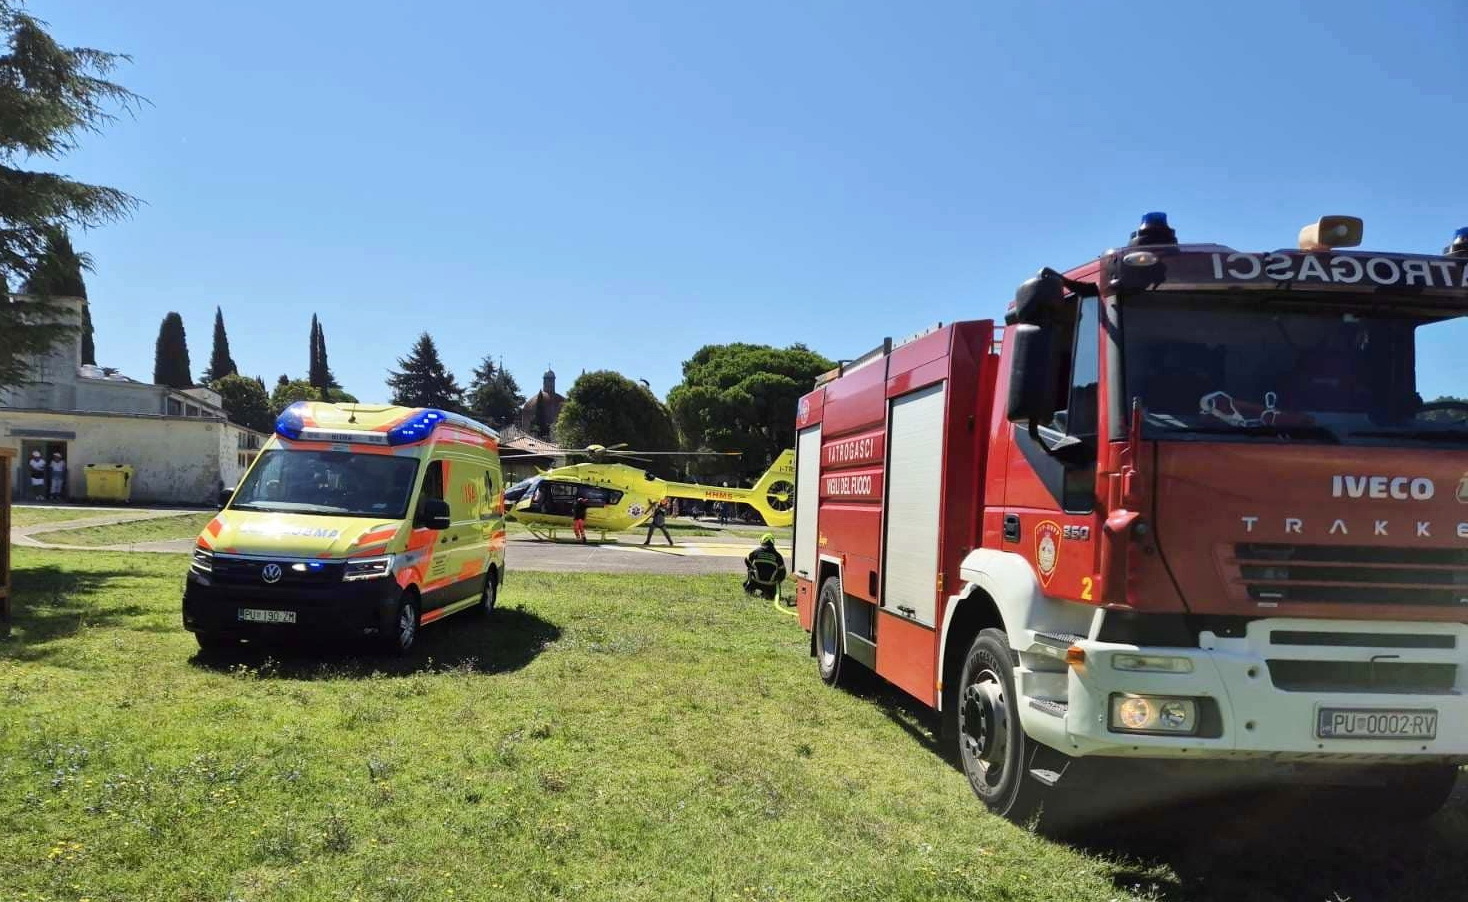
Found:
<box><xmin>385</xmin><ymin>409</ymin><xmax>448</xmax><ymax>445</ymax></box>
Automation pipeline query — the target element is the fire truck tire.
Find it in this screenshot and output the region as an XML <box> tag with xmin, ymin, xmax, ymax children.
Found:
<box><xmin>956</xmin><ymin>629</ymin><xmax>1045</xmax><ymax>821</ymax></box>
<box><xmin>815</xmin><ymin>577</ymin><xmax>849</xmax><ymax>687</ymax></box>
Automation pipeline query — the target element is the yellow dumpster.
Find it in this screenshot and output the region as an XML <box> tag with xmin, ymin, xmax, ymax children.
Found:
<box><xmin>84</xmin><ymin>464</ymin><xmax>134</xmax><ymax>502</ymax></box>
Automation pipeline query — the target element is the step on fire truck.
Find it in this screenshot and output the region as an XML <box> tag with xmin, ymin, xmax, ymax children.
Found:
<box><xmin>793</xmin><ymin>214</ymin><xmax>1468</xmax><ymax>822</ymax></box>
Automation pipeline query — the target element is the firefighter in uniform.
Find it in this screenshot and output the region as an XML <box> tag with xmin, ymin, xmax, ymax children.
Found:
<box><xmin>743</xmin><ymin>533</ymin><xmax>787</xmax><ymax>600</ymax></box>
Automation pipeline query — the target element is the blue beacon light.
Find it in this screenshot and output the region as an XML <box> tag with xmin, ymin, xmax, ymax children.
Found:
<box><xmin>386</xmin><ymin>409</ymin><xmax>449</xmax><ymax>446</ymax></box>
<box><xmin>274</xmin><ymin>401</ymin><xmax>309</xmax><ymax>440</ymax></box>
<box><xmin>1446</xmin><ymin>227</ymin><xmax>1468</xmax><ymax>258</ymax></box>
<box><xmin>1128</xmin><ymin>211</ymin><xmax>1178</xmax><ymax>247</ymax></box>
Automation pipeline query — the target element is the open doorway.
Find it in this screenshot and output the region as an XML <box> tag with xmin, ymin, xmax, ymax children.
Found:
<box><xmin>16</xmin><ymin>440</ymin><xmax>69</xmax><ymax>502</ymax></box>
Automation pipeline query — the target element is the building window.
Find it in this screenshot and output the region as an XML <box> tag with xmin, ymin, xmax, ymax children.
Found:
<box><xmin>186</xmin><ymin>405</ymin><xmax>200</xmax><ymax>417</ymax></box>
<box><xmin>166</xmin><ymin>398</ymin><xmax>183</xmax><ymax>416</ymax></box>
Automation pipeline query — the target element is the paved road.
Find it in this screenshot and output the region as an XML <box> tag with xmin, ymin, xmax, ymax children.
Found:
<box><xmin>10</xmin><ymin>505</ymin><xmax>790</xmax><ymax>575</ymax></box>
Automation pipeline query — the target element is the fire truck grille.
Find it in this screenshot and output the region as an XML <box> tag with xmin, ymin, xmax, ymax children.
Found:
<box><xmin>1234</xmin><ymin>543</ymin><xmax>1468</xmax><ymax>608</ymax></box>
<box><xmin>1266</xmin><ymin>659</ymin><xmax>1457</xmax><ymax>694</ymax></box>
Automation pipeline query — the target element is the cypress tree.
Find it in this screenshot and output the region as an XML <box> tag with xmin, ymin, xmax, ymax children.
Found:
<box><xmin>80</xmin><ymin>304</ymin><xmax>96</xmax><ymax>365</ymax></box>
<box><xmin>153</xmin><ymin>312</ymin><xmax>191</xmax><ymax>388</ymax></box>
<box><xmin>386</xmin><ymin>332</ymin><xmax>463</xmax><ymax>410</ymax></box>
<box><xmin>201</xmin><ymin>306</ymin><xmax>238</xmax><ymax>383</ymax></box>
<box><xmin>308</xmin><ymin>314</ymin><xmax>324</xmax><ymax>389</ymax></box>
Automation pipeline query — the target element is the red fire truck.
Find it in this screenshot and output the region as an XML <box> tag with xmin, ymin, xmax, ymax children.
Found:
<box><xmin>793</xmin><ymin>214</ymin><xmax>1468</xmax><ymax>822</ymax></box>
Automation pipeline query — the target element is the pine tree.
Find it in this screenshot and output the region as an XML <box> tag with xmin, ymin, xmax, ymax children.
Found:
<box><xmin>386</xmin><ymin>332</ymin><xmax>463</xmax><ymax>410</ymax></box>
<box><xmin>0</xmin><ymin>8</ymin><xmax>142</xmax><ymax>392</ymax></box>
<box><xmin>465</xmin><ymin>356</ymin><xmax>525</xmax><ymax>426</ymax></box>
<box><xmin>201</xmin><ymin>306</ymin><xmax>238</xmax><ymax>383</ymax></box>
<box><xmin>80</xmin><ymin>304</ymin><xmax>95</xmax><ymax>365</ymax></box>
<box><xmin>153</xmin><ymin>312</ymin><xmax>191</xmax><ymax>388</ymax></box>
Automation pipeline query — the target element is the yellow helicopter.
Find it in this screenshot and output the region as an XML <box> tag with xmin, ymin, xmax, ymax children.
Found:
<box><xmin>501</xmin><ymin>444</ymin><xmax>795</xmax><ymax>540</ymax></box>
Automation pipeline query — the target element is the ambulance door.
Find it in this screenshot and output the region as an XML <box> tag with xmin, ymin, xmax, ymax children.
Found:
<box><xmin>415</xmin><ymin>459</ymin><xmax>454</xmax><ymax>608</ymax></box>
<box><xmin>441</xmin><ymin>456</ymin><xmax>484</xmax><ymax>603</ymax></box>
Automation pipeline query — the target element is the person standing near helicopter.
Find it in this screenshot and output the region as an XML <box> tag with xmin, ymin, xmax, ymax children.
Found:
<box><xmin>572</xmin><ymin>494</ymin><xmax>589</xmax><ymax>543</ymax></box>
<box><xmin>642</xmin><ymin>499</ymin><xmax>674</xmax><ymax>546</ymax></box>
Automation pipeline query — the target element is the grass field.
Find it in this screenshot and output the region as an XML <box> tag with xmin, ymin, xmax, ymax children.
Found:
<box><xmin>37</xmin><ymin>512</ymin><xmax>216</xmax><ymax>547</ymax></box>
<box><xmin>10</xmin><ymin>507</ymin><xmax>114</xmax><ymax>528</ymax></box>
<box><xmin>2</xmin><ymin>549</ymin><xmax>1466</xmax><ymax>902</ymax></box>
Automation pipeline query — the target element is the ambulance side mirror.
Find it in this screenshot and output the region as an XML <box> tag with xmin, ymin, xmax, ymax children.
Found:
<box><xmin>1006</xmin><ymin>324</ymin><xmax>1061</xmax><ymax>426</ymax></box>
<box><xmin>217</xmin><ymin>486</ymin><xmax>234</xmax><ymax>509</ymax></box>
<box><xmin>417</xmin><ymin>498</ymin><xmax>452</xmax><ymax>530</ymax></box>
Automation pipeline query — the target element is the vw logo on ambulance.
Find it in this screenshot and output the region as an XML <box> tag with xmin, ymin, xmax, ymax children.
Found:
<box><xmin>260</xmin><ymin>563</ymin><xmax>283</xmax><ymax>584</ymax></box>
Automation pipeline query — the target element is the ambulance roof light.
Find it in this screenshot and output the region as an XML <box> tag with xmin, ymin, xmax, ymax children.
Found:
<box><xmin>1298</xmin><ymin>215</ymin><xmax>1363</xmax><ymax>251</ymax></box>
<box><xmin>1127</xmin><ymin>211</ymin><xmax>1177</xmax><ymax>247</ymax></box>
<box><xmin>386</xmin><ymin>408</ymin><xmax>449</xmax><ymax>446</ymax></box>
<box><xmin>275</xmin><ymin>401</ymin><xmax>308</xmax><ymax>440</ymax></box>
<box><xmin>1444</xmin><ymin>226</ymin><xmax>1468</xmax><ymax>258</ymax></box>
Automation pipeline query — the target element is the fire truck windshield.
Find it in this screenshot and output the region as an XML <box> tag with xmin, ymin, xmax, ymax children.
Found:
<box><xmin>1122</xmin><ymin>293</ymin><xmax>1467</xmax><ymax>446</ymax></box>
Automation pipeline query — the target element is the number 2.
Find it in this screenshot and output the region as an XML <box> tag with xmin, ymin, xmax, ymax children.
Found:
<box><xmin>1080</xmin><ymin>576</ymin><xmax>1094</xmax><ymax>601</ymax></box>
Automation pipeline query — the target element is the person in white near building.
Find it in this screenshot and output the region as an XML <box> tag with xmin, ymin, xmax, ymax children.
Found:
<box><xmin>28</xmin><ymin>450</ymin><xmax>46</xmax><ymax>500</ymax></box>
<box><xmin>47</xmin><ymin>452</ymin><xmax>66</xmax><ymax>501</ymax></box>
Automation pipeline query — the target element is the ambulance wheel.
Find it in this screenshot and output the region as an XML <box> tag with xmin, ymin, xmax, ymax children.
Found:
<box><xmin>379</xmin><ymin>591</ymin><xmax>419</xmax><ymax>656</ymax></box>
<box><xmin>956</xmin><ymin>629</ymin><xmax>1045</xmax><ymax>822</ymax></box>
<box><xmin>476</xmin><ymin>570</ymin><xmax>498</xmax><ymax>616</ymax></box>
<box><xmin>815</xmin><ymin>578</ymin><xmax>848</xmax><ymax>687</ymax></box>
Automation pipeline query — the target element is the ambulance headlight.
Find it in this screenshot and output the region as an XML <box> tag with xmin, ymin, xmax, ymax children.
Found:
<box><xmin>191</xmin><ymin>548</ymin><xmax>213</xmax><ymax>575</ymax></box>
<box><xmin>343</xmin><ymin>555</ymin><xmax>395</xmax><ymax>581</ymax></box>
<box><xmin>1109</xmin><ymin>694</ymin><xmax>1199</xmax><ymax>735</ymax></box>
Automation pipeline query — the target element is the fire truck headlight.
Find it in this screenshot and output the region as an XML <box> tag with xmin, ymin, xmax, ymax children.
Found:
<box><xmin>1109</xmin><ymin>694</ymin><xmax>1199</xmax><ymax>735</ymax></box>
<box><xmin>1112</xmin><ymin>653</ymin><xmax>1193</xmax><ymax>674</ymax></box>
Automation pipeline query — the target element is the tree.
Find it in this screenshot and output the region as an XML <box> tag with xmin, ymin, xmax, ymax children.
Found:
<box><xmin>554</xmin><ymin>370</ymin><xmax>678</xmax><ymax>471</ymax></box>
<box><xmin>465</xmin><ymin>356</ymin><xmax>524</xmax><ymax>427</ymax></box>
<box><xmin>386</xmin><ymin>332</ymin><xmax>462</xmax><ymax>409</ymax></box>
<box><xmin>23</xmin><ymin>227</ymin><xmax>90</xmax><ymax>297</ymax></box>
<box><xmin>0</xmin><ymin>6</ymin><xmax>141</xmax><ymax>392</ymax></box>
<box><xmin>270</xmin><ymin>377</ymin><xmax>321</xmax><ymax>415</ymax></box>
<box><xmin>213</xmin><ymin>373</ymin><xmax>273</xmax><ymax>433</ymax></box>
<box><xmin>79</xmin><ymin>303</ymin><xmax>94</xmax><ymax>365</ymax></box>
<box><xmin>153</xmin><ymin>312</ymin><xmax>191</xmax><ymax>389</ymax></box>
<box><xmin>1422</xmin><ymin>395</ymin><xmax>1468</xmax><ymax>423</ymax></box>
<box><xmin>667</xmin><ymin>343</ymin><xmax>834</xmax><ymax>472</ymax></box>
<box><xmin>308</xmin><ymin>313</ymin><xmax>339</xmax><ymax>392</ymax></box>
<box><xmin>200</xmin><ymin>306</ymin><xmax>237</xmax><ymax>383</ymax></box>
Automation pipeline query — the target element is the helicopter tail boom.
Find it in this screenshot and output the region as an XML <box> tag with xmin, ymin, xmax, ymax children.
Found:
<box><xmin>662</xmin><ymin>449</ymin><xmax>796</xmax><ymax>528</ymax></box>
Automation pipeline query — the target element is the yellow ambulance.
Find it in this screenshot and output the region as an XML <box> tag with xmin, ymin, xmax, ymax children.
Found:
<box><xmin>183</xmin><ymin>402</ymin><xmax>506</xmax><ymax>654</ymax></box>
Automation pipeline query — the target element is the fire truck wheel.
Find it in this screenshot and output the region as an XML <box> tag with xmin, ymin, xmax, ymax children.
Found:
<box><xmin>957</xmin><ymin>629</ymin><xmax>1044</xmax><ymax>821</ymax></box>
<box><xmin>815</xmin><ymin>578</ymin><xmax>848</xmax><ymax>686</ymax></box>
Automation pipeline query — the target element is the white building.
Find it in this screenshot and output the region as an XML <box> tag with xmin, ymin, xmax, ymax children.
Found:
<box><xmin>1</xmin><ymin>296</ymin><xmax>266</xmax><ymax>504</ymax></box>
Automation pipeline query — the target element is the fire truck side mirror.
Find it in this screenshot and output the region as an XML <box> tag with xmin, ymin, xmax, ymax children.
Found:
<box><xmin>1008</xmin><ymin>269</ymin><xmax>1065</xmax><ymax>326</ymax></box>
<box><xmin>1005</xmin><ymin>324</ymin><xmax>1061</xmax><ymax>426</ymax></box>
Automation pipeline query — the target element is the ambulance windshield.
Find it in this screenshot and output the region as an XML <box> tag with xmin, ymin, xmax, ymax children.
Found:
<box><xmin>1122</xmin><ymin>294</ymin><xmax>1467</xmax><ymax>446</ymax></box>
<box><xmin>231</xmin><ymin>449</ymin><xmax>422</xmax><ymax>517</ymax></box>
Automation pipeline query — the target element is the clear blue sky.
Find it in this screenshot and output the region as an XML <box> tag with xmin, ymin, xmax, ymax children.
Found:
<box><xmin>42</xmin><ymin>0</ymin><xmax>1468</xmax><ymax>405</ymax></box>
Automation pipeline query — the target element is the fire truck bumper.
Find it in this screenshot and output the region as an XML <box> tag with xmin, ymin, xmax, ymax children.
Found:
<box><xmin>1019</xmin><ymin>617</ymin><xmax>1468</xmax><ymax>764</ymax></box>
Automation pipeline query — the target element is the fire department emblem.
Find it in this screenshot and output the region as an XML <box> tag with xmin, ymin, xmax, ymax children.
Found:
<box><xmin>1034</xmin><ymin>520</ymin><xmax>1061</xmax><ymax>587</ymax></box>
<box><xmin>1458</xmin><ymin>473</ymin><xmax>1468</xmax><ymax>504</ymax></box>
<box><xmin>797</xmin><ymin>397</ymin><xmax>811</xmax><ymax>424</ymax></box>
